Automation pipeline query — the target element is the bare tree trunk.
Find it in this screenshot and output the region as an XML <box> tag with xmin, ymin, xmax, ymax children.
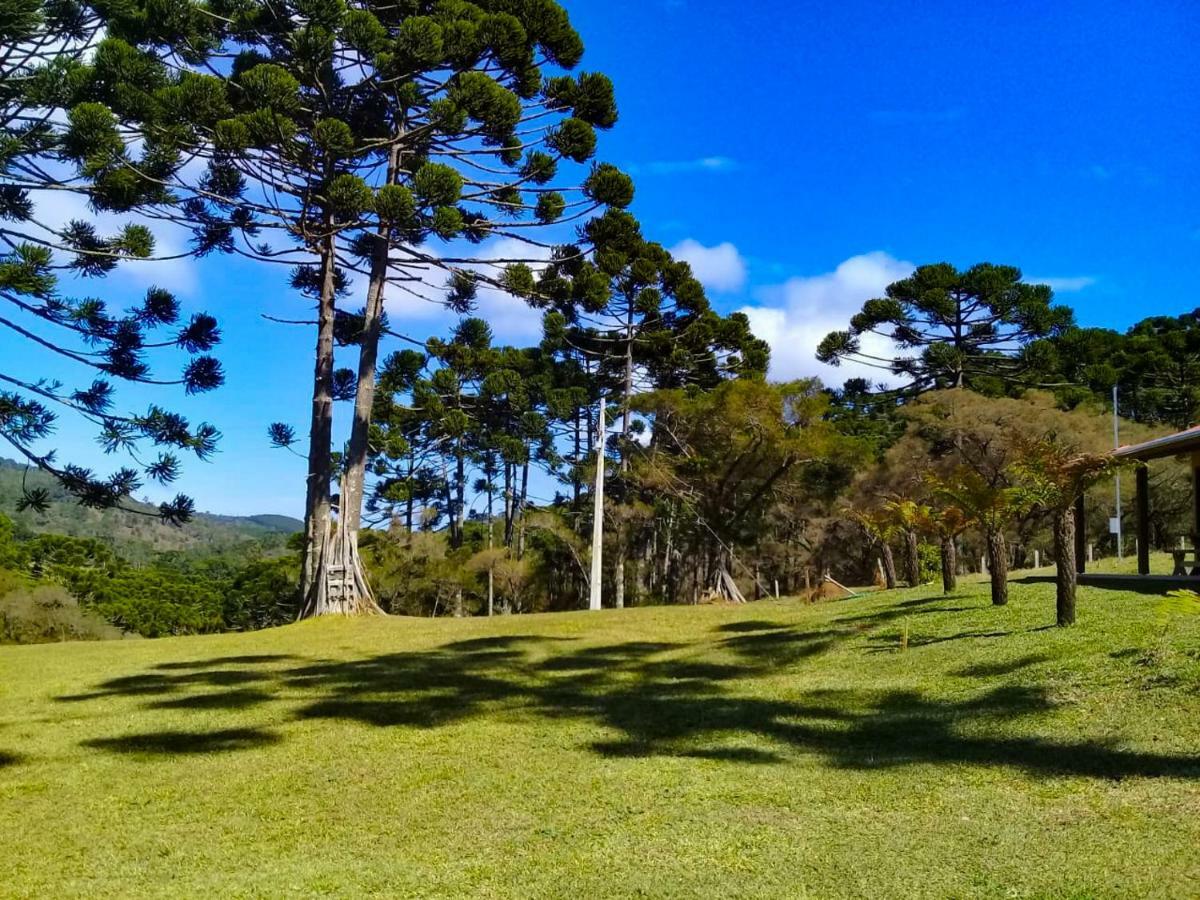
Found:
<box><xmin>709</xmin><ymin>548</ymin><xmax>746</xmax><ymax>603</ymax></box>
<box><xmin>987</xmin><ymin>527</ymin><xmax>1008</xmax><ymax>606</ymax></box>
<box><xmin>405</xmin><ymin>452</ymin><xmax>415</xmax><ymax>544</ymax></box>
<box><xmin>613</xmin><ymin>537</ymin><xmax>626</xmax><ymax>609</ymax></box>
<box><xmin>903</xmin><ymin>528</ymin><xmax>921</xmax><ymax>587</ymax></box>
<box><xmin>879</xmin><ymin>542</ymin><xmax>897</xmax><ymax>589</ymax></box>
<box><xmin>612</xmin><ymin>305</ymin><xmax>635</xmax><ymax>611</ymax></box>
<box><xmin>442</xmin><ymin>461</ymin><xmax>459</xmax><ymax>549</ymax></box>
<box><xmin>503</xmin><ymin>462</ymin><xmax>514</xmax><ymax>548</ymax></box>
<box><xmin>1053</xmin><ymin>507</ymin><xmax>1076</xmax><ymax>626</ymax></box>
<box><xmin>940</xmin><ymin>536</ymin><xmax>957</xmax><ymax>594</ymax></box>
<box><xmin>517</xmin><ymin>459</ymin><xmax>529</xmax><ymax>560</ymax></box>
<box><xmin>572</xmin><ymin>408</ymin><xmax>581</xmax><ymax>507</ymax></box>
<box><xmin>299</xmin><ymin>228</ymin><xmax>338</xmax><ymax>618</ymax></box>
<box><xmin>487</xmin><ymin>489</ymin><xmax>495</xmax><ymax>617</ymax></box>
<box><xmin>322</xmin><ymin>148</ymin><xmax>401</xmax><ymax>616</ymax></box>
<box><xmin>453</xmin><ymin>441</ymin><xmax>465</xmax><ymax>550</ymax></box>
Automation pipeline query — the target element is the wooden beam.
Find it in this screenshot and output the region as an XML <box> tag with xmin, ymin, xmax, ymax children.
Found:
<box><xmin>1136</xmin><ymin>465</ymin><xmax>1150</xmax><ymax>576</ymax></box>
<box><xmin>1074</xmin><ymin>493</ymin><xmax>1086</xmax><ymax>574</ymax></box>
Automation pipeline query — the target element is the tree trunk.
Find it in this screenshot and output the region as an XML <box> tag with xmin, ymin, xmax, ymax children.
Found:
<box><xmin>987</xmin><ymin>527</ymin><xmax>1008</xmax><ymax>606</ymax></box>
<box><xmin>487</xmin><ymin>473</ymin><xmax>496</xmax><ymax>616</ymax></box>
<box><xmin>299</xmin><ymin>228</ymin><xmax>338</xmax><ymax>618</ymax></box>
<box><xmin>517</xmin><ymin>459</ymin><xmax>529</xmax><ymax>560</ymax></box>
<box><xmin>612</xmin><ymin>304</ymin><xmax>635</xmax><ymax>611</ymax></box>
<box><xmin>1053</xmin><ymin>506</ymin><xmax>1077</xmax><ymax>626</ymax></box>
<box><xmin>442</xmin><ymin>461</ymin><xmax>459</xmax><ymax>549</ymax></box>
<box><xmin>453</xmin><ymin>441</ymin><xmax>465</xmax><ymax>550</ymax></box>
<box><xmin>903</xmin><ymin>528</ymin><xmax>921</xmax><ymax>587</ymax></box>
<box><xmin>322</xmin><ymin>147</ymin><xmax>401</xmax><ymax>616</ymax></box>
<box><xmin>879</xmin><ymin>541</ymin><xmax>897</xmax><ymax>589</ymax></box>
<box><xmin>613</xmin><ymin>536</ymin><xmax>626</xmax><ymax>609</ymax></box>
<box><xmin>405</xmin><ymin>452</ymin><xmax>415</xmax><ymax>543</ymax></box>
<box><xmin>708</xmin><ymin>549</ymin><xmax>746</xmax><ymax>603</ymax></box>
<box><xmin>940</xmin><ymin>536</ymin><xmax>957</xmax><ymax>594</ymax></box>
<box><xmin>572</xmin><ymin>407</ymin><xmax>581</xmax><ymax>507</ymax></box>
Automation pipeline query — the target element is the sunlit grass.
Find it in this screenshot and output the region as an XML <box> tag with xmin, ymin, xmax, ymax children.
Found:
<box><xmin>2</xmin><ymin>576</ymin><xmax>1199</xmax><ymax>898</ymax></box>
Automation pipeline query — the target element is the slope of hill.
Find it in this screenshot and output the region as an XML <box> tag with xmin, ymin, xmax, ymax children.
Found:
<box><xmin>0</xmin><ymin>459</ymin><xmax>302</xmax><ymax>562</ymax></box>
<box><xmin>2</xmin><ymin>578</ymin><xmax>1198</xmax><ymax>897</ymax></box>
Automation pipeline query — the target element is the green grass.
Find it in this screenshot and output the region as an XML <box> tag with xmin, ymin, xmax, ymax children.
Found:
<box><xmin>3</xmin><ymin>576</ymin><xmax>1200</xmax><ymax>898</ymax></box>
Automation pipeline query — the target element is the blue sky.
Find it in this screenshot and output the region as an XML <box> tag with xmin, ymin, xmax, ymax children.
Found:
<box><xmin>10</xmin><ymin>0</ymin><xmax>1199</xmax><ymax>516</ymax></box>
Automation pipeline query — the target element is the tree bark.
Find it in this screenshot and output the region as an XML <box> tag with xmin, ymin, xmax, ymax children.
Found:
<box><xmin>487</xmin><ymin>492</ymin><xmax>495</xmax><ymax>617</ymax></box>
<box><xmin>613</xmin><ymin>537</ymin><xmax>626</xmax><ymax>609</ymax></box>
<box><xmin>503</xmin><ymin>462</ymin><xmax>514</xmax><ymax>549</ymax></box>
<box><xmin>572</xmin><ymin>407</ymin><xmax>581</xmax><ymax>507</ymax></box>
<box><xmin>340</xmin><ymin>152</ymin><xmax>395</xmax><ymax>533</ymax></box>
<box><xmin>612</xmin><ymin>302</ymin><xmax>635</xmax><ymax>611</ymax></box>
<box><xmin>517</xmin><ymin>459</ymin><xmax>529</xmax><ymax>560</ymax></box>
<box><xmin>940</xmin><ymin>536</ymin><xmax>957</xmax><ymax>594</ymax></box>
<box><xmin>879</xmin><ymin>541</ymin><xmax>897</xmax><ymax>589</ymax></box>
<box><xmin>319</xmin><ymin>146</ymin><xmax>401</xmax><ymax>616</ymax></box>
<box><xmin>453</xmin><ymin>440</ymin><xmax>466</xmax><ymax>550</ymax></box>
<box><xmin>986</xmin><ymin>527</ymin><xmax>1008</xmax><ymax>606</ymax></box>
<box><xmin>405</xmin><ymin>452</ymin><xmax>415</xmax><ymax>543</ymax></box>
<box><xmin>298</xmin><ymin>228</ymin><xmax>338</xmax><ymax>618</ymax></box>
<box><xmin>903</xmin><ymin>528</ymin><xmax>921</xmax><ymax>587</ymax></box>
<box><xmin>1053</xmin><ymin>506</ymin><xmax>1076</xmax><ymax>626</ymax></box>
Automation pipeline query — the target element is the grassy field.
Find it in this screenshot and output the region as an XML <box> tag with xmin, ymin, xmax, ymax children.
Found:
<box><xmin>3</xmin><ymin>573</ymin><xmax>1200</xmax><ymax>898</ymax></box>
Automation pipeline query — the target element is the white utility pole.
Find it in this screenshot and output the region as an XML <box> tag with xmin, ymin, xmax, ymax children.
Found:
<box><xmin>1113</xmin><ymin>383</ymin><xmax>1123</xmax><ymax>560</ymax></box>
<box><xmin>588</xmin><ymin>397</ymin><xmax>606</xmax><ymax>610</ymax></box>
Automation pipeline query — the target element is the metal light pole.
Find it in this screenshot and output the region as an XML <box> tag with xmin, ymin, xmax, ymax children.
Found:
<box><xmin>1113</xmin><ymin>383</ymin><xmax>1123</xmax><ymax>560</ymax></box>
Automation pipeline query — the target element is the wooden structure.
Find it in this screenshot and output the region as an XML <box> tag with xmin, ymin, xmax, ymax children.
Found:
<box><xmin>1075</xmin><ymin>425</ymin><xmax>1200</xmax><ymax>589</ymax></box>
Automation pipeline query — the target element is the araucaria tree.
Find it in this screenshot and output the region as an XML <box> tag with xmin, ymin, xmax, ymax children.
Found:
<box><xmin>0</xmin><ymin>0</ymin><xmax>223</xmax><ymax>521</ymax></box>
<box><xmin>93</xmin><ymin>0</ymin><xmax>630</xmax><ymax>614</ymax></box>
<box><xmin>817</xmin><ymin>263</ymin><xmax>1074</xmax><ymax>393</ymax></box>
<box><xmin>534</xmin><ymin>208</ymin><xmax>768</xmax><ymax>606</ymax></box>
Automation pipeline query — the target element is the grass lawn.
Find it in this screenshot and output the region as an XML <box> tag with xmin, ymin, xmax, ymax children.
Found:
<box><xmin>3</xmin><ymin>574</ymin><xmax>1200</xmax><ymax>898</ymax></box>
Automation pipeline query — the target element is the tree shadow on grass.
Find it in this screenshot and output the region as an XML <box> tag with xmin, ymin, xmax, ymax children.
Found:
<box><xmin>0</xmin><ymin>750</ymin><xmax>20</xmax><ymax>768</ymax></box>
<box><xmin>82</xmin><ymin>727</ymin><xmax>279</xmax><ymax>756</ymax></box>
<box><xmin>954</xmin><ymin>654</ymin><xmax>1051</xmax><ymax>678</ymax></box>
<box><xmin>715</xmin><ymin>620</ymin><xmax>792</xmax><ymax>633</ymax></box>
<box><xmin>148</xmin><ymin>688</ymin><xmax>274</xmax><ymax>711</ymax></box>
<box><xmin>835</xmin><ymin>593</ymin><xmax>980</xmax><ymax>629</ymax></box>
<box><xmin>152</xmin><ymin>654</ymin><xmax>297</xmax><ymax>671</ymax></box>
<box><xmin>719</xmin><ymin>628</ymin><xmax>841</xmax><ymax>665</ymax></box>
<box><xmin>865</xmin><ymin>624</ymin><xmax>1056</xmax><ymax>654</ymax></box>
<box><xmin>58</xmin><ymin>631</ymin><xmax>1200</xmax><ymax>781</ymax></box>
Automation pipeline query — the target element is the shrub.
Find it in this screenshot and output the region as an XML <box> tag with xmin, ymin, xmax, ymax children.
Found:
<box><xmin>0</xmin><ymin>578</ymin><xmax>124</xmax><ymax>643</ymax></box>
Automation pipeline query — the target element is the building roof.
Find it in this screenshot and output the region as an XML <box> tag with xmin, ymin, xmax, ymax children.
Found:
<box><xmin>1114</xmin><ymin>425</ymin><xmax>1200</xmax><ymax>461</ymax></box>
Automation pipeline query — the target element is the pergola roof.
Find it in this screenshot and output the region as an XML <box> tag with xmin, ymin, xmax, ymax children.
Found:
<box><xmin>1114</xmin><ymin>425</ymin><xmax>1200</xmax><ymax>462</ymax></box>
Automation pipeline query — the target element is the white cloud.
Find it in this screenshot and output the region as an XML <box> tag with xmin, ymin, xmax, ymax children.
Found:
<box><xmin>737</xmin><ymin>251</ymin><xmax>914</xmax><ymax>385</ymax></box>
<box><xmin>670</xmin><ymin>239</ymin><xmax>747</xmax><ymax>293</ymax></box>
<box><xmin>630</xmin><ymin>156</ymin><xmax>738</xmax><ymax>176</ymax></box>
<box><xmin>381</xmin><ymin>237</ymin><xmax>552</xmax><ymax>344</ymax></box>
<box><xmin>1028</xmin><ymin>275</ymin><xmax>1097</xmax><ymax>293</ymax></box>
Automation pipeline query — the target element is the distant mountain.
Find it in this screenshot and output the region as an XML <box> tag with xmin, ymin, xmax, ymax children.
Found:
<box><xmin>0</xmin><ymin>459</ymin><xmax>302</xmax><ymax>563</ymax></box>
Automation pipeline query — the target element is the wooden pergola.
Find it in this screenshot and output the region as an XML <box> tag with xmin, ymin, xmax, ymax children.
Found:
<box><xmin>1076</xmin><ymin>425</ymin><xmax>1200</xmax><ymax>585</ymax></box>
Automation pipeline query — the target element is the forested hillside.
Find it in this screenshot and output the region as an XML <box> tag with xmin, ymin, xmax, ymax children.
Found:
<box><xmin>0</xmin><ymin>459</ymin><xmax>300</xmax><ymax>563</ymax></box>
